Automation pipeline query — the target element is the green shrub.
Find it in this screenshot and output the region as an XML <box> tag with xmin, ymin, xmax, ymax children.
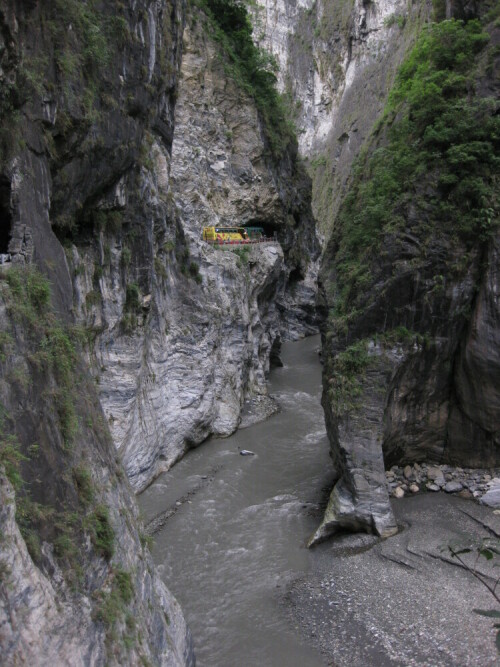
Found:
<box><xmin>0</xmin><ymin>331</ymin><xmax>13</xmax><ymax>361</ymax></box>
<box><xmin>54</xmin><ymin>389</ymin><xmax>78</xmax><ymax>447</ymax></box>
<box><xmin>114</xmin><ymin>568</ymin><xmax>133</xmax><ymax>604</ymax></box>
<box><xmin>7</xmin><ymin>267</ymin><xmax>51</xmax><ymax>321</ymax></box>
<box><xmin>124</xmin><ymin>283</ymin><xmax>141</xmax><ymax>313</ymax></box>
<box><xmin>0</xmin><ymin>434</ymin><xmax>26</xmax><ymax>491</ymax></box>
<box><xmin>154</xmin><ymin>257</ymin><xmax>167</xmax><ymax>279</ymax></box>
<box><xmin>332</xmin><ymin>19</ymin><xmax>499</xmax><ymax>324</ymax></box>
<box><xmin>73</xmin><ymin>464</ymin><xmax>94</xmax><ymax>505</ymax></box>
<box><xmin>94</xmin><ymin>567</ymin><xmax>135</xmax><ymax>642</ymax></box>
<box><xmin>188</xmin><ymin>261</ymin><xmax>202</xmax><ymax>283</ymax></box>
<box><xmin>327</xmin><ymin>340</ymin><xmax>370</xmax><ymax>416</ymax></box>
<box><xmin>196</xmin><ymin>0</ymin><xmax>295</xmax><ymax>158</ymax></box>
<box><xmin>3</xmin><ymin>269</ymin><xmax>79</xmax><ymax>446</ymax></box>
<box><xmin>89</xmin><ymin>504</ymin><xmax>115</xmax><ymax>560</ymax></box>
<box><xmin>121</xmin><ymin>246</ymin><xmax>132</xmax><ymax>267</ymax></box>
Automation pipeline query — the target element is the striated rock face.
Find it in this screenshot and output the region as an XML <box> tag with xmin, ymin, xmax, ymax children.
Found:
<box><xmin>0</xmin><ymin>283</ymin><xmax>193</xmax><ymax>666</ymax></box>
<box><xmin>0</xmin><ymin>472</ymin><xmax>193</xmax><ymax>667</ymax></box>
<box><xmin>0</xmin><ymin>0</ymin><xmax>196</xmax><ymax>663</ymax></box>
<box><xmin>253</xmin><ymin>0</ymin><xmax>424</xmax><ymax>152</ymax></box>
<box><xmin>68</xmin><ymin>8</ymin><xmax>320</xmax><ymax>493</ymax></box>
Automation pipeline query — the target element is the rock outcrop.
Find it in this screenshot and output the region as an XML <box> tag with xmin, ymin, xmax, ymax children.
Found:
<box><xmin>68</xmin><ymin>6</ymin><xmax>319</xmax><ymax>492</ymax></box>
<box><xmin>311</xmin><ymin>9</ymin><xmax>500</xmax><ymax>543</ymax></box>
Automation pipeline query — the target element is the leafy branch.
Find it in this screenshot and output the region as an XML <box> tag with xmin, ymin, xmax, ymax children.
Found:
<box><xmin>447</xmin><ymin>539</ymin><xmax>500</xmax><ymax>651</ymax></box>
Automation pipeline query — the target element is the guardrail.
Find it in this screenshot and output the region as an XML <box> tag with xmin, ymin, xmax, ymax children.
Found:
<box><xmin>205</xmin><ymin>237</ymin><xmax>276</xmax><ymax>246</ymax></box>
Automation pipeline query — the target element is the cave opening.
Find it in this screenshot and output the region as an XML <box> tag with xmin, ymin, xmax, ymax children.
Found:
<box><xmin>270</xmin><ymin>336</ymin><xmax>283</xmax><ymax>368</ymax></box>
<box><xmin>288</xmin><ymin>266</ymin><xmax>304</xmax><ymax>284</ymax></box>
<box><xmin>0</xmin><ymin>177</ymin><xmax>12</xmax><ymax>255</ymax></box>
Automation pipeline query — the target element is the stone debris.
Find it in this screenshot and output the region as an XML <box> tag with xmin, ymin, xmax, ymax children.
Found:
<box><xmin>480</xmin><ymin>478</ymin><xmax>500</xmax><ymax>507</ymax></box>
<box><xmin>387</xmin><ymin>462</ymin><xmax>500</xmax><ymax>504</ymax></box>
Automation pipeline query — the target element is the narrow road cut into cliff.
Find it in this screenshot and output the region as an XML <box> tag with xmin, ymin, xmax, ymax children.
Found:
<box><xmin>139</xmin><ymin>335</ymin><xmax>332</xmax><ymax>667</ymax></box>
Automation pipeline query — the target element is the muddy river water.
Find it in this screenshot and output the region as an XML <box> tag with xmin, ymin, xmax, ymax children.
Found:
<box><xmin>139</xmin><ymin>335</ymin><xmax>333</xmax><ymax>666</ymax></box>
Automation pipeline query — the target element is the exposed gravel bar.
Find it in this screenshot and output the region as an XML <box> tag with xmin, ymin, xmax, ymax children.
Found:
<box><xmin>284</xmin><ymin>494</ymin><xmax>500</xmax><ymax>667</ymax></box>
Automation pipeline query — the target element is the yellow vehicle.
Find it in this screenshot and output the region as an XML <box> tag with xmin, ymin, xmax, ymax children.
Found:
<box><xmin>202</xmin><ymin>226</ymin><xmax>249</xmax><ymax>243</ymax></box>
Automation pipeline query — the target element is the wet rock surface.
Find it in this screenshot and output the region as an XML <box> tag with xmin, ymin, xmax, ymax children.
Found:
<box><xmin>239</xmin><ymin>394</ymin><xmax>280</xmax><ymax>429</ymax></box>
<box><xmin>286</xmin><ymin>494</ymin><xmax>500</xmax><ymax>667</ymax></box>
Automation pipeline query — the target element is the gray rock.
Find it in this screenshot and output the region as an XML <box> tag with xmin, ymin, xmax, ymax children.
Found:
<box><xmin>310</xmin><ymin>347</ymin><xmax>398</xmax><ymax>546</ymax></box>
<box><xmin>403</xmin><ymin>465</ymin><xmax>413</xmax><ymax>480</ymax></box>
<box><xmin>444</xmin><ymin>481</ymin><xmax>463</xmax><ymax>493</ymax></box>
<box><xmin>481</xmin><ymin>479</ymin><xmax>500</xmax><ymax>507</ymax></box>
<box><xmin>427</xmin><ymin>467</ymin><xmax>443</xmax><ymax>481</ymax></box>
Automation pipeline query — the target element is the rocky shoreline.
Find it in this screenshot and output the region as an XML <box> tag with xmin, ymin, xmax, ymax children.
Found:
<box><xmin>387</xmin><ymin>462</ymin><xmax>500</xmax><ymax>507</ymax></box>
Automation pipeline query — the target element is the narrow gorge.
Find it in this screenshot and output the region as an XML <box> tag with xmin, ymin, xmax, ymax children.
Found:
<box><xmin>0</xmin><ymin>0</ymin><xmax>499</xmax><ymax>665</ymax></box>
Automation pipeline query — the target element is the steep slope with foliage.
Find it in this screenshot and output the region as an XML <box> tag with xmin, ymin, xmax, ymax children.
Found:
<box><xmin>251</xmin><ymin>0</ymin><xmax>431</xmax><ymax>238</ymax></box>
<box><xmin>0</xmin><ymin>0</ymin><xmax>195</xmax><ymax>664</ymax></box>
<box><xmin>313</xmin><ymin>7</ymin><xmax>500</xmax><ymax>543</ymax></box>
<box><xmin>0</xmin><ymin>268</ymin><xmax>193</xmax><ymax>665</ymax></box>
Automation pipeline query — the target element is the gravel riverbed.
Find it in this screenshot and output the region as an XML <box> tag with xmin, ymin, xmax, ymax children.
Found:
<box><xmin>284</xmin><ymin>493</ymin><xmax>500</xmax><ymax>667</ymax></box>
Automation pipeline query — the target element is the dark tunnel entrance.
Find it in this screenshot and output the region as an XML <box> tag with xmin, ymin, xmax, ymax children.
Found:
<box><xmin>0</xmin><ymin>177</ymin><xmax>12</xmax><ymax>255</ymax></box>
<box><xmin>243</xmin><ymin>220</ymin><xmax>278</xmax><ymax>239</ymax></box>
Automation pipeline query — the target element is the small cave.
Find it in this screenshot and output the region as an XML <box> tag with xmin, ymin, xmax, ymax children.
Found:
<box><xmin>270</xmin><ymin>336</ymin><xmax>283</xmax><ymax>368</ymax></box>
<box><xmin>0</xmin><ymin>176</ymin><xmax>12</xmax><ymax>256</ymax></box>
<box><xmin>288</xmin><ymin>266</ymin><xmax>305</xmax><ymax>285</ymax></box>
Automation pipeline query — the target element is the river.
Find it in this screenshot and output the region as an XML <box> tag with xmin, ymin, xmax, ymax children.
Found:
<box><xmin>139</xmin><ymin>335</ymin><xmax>333</xmax><ymax>667</ymax></box>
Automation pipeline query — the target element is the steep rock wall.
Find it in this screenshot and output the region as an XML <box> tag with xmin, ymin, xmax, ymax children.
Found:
<box><xmin>69</xmin><ymin>6</ymin><xmax>320</xmax><ymax>493</ymax></box>
<box><xmin>251</xmin><ymin>0</ymin><xmax>499</xmax><ymax>544</ymax></box>
<box><xmin>252</xmin><ymin>0</ymin><xmax>430</xmax><ymax>232</ymax></box>
<box><xmin>0</xmin><ymin>272</ymin><xmax>193</xmax><ymax>666</ymax></box>
<box><xmin>0</xmin><ymin>1</ymin><xmax>194</xmax><ymax>664</ymax></box>
<box><xmin>312</xmin><ymin>10</ymin><xmax>500</xmax><ymax>543</ymax></box>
